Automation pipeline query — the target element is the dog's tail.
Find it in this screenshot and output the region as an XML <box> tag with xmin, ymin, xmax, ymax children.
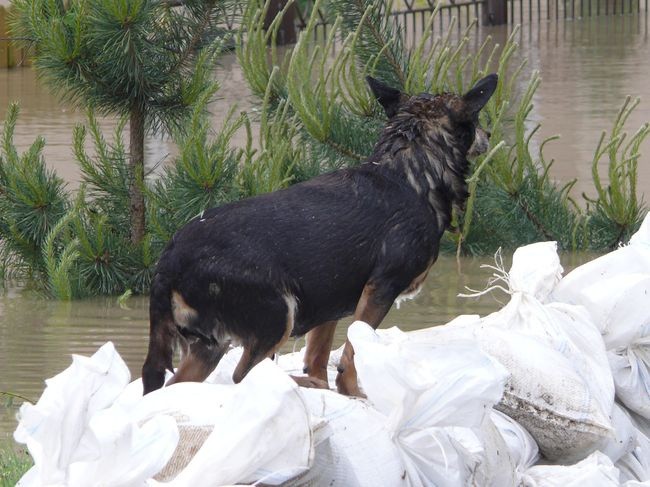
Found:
<box><xmin>142</xmin><ymin>273</ymin><xmax>176</xmax><ymax>394</ymax></box>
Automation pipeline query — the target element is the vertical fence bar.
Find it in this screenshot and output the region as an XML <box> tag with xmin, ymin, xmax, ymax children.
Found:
<box><xmin>411</xmin><ymin>9</ymin><xmax>416</xmax><ymax>42</ymax></box>
<box><xmin>0</xmin><ymin>7</ymin><xmax>6</xmax><ymax>69</ymax></box>
<box><xmin>420</xmin><ymin>10</ymin><xmax>425</xmax><ymax>38</ymax></box>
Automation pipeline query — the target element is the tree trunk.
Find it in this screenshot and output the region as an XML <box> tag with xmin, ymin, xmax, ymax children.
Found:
<box><xmin>263</xmin><ymin>0</ymin><xmax>296</xmax><ymax>45</ymax></box>
<box><xmin>129</xmin><ymin>106</ymin><xmax>146</xmax><ymax>245</ymax></box>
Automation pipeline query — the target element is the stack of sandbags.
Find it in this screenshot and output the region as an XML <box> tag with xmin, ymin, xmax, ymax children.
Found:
<box><xmin>550</xmin><ymin>214</ymin><xmax>650</xmax><ymax>483</ymax></box>
<box><xmin>408</xmin><ymin>241</ymin><xmax>616</xmax><ymax>464</ymax></box>
<box><xmin>14</xmin><ymin>343</ymin><xmax>315</xmax><ymax>487</ymax></box>
<box><xmin>211</xmin><ymin>322</ymin><xmax>513</xmax><ymax>487</ymax></box>
<box><xmin>553</xmin><ymin>215</ymin><xmax>650</xmax><ymax>422</ymax></box>
<box><xmin>13</xmin><ymin>326</ymin><xmax>512</xmax><ymax>486</ymax></box>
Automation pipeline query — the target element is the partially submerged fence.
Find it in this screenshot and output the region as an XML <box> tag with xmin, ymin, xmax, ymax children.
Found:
<box><xmin>0</xmin><ymin>4</ymin><xmax>27</xmax><ymax>69</ymax></box>
<box><xmin>291</xmin><ymin>0</ymin><xmax>647</xmax><ymax>43</ymax></box>
<box><xmin>1</xmin><ymin>0</ymin><xmax>647</xmax><ymax>68</ymax></box>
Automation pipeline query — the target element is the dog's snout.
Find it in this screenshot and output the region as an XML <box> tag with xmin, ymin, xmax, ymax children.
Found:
<box><xmin>486</xmin><ymin>131</ymin><xmax>492</xmax><ymax>139</ymax></box>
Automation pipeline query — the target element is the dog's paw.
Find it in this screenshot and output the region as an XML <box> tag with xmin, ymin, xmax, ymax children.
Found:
<box><xmin>291</xmin><ymin>375</ymin><xmax>330</xmax><ymax>390</ymax></box>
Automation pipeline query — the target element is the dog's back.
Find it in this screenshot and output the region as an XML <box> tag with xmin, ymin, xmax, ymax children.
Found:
<box><xmin>155</xmin><ymin>164</ymin><xmax>440</xmax><ymax>335</ymax></box>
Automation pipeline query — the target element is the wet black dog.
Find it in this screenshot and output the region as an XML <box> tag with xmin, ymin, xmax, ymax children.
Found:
<box><xmin>142</xmin><ymin>74</ymin><xmax>498</xmax><ymax>396</ymax></box>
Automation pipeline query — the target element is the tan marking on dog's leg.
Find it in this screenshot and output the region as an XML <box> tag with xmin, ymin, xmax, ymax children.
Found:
<box><xmin>291</xmin><ymin>375</ymin><xmax>329</xmax><ymax>389</ymax></box>
<box><xmin>166</xmin><ymin>339</ymin><xmax>228</xmax><ymax>386</ymax></box>
<box><xmin>303</xmin><ymin>321</ymin><xmax>337</xmax><ymax>385</ymax></box>
<box><xmin>272</xmin><ymin>294</ymin><xmax>297</xmax><ymax>355</ymax></box>
<box><xmin>232</xmin><ymin>347</ymin><xmax>252</xmax><ymax>384</ymax></box>
<box><xmin>353</xmin><ymin>283</ymin><xmax>393</xmax><ymax>327</ymax></box>
<box><xmin>336</xmin><ymin>283</ymin><xmax>393</xmax><ymax>397</ymax></box>
<box><xmin>335</xmin><ymin>340</ymin><xmax>364</xmax><ymax>397</ymax></box>
<box><xmin>171</xmin><ymin>291</ymin><xmax>198</xmax><ymax>329</ymax></box>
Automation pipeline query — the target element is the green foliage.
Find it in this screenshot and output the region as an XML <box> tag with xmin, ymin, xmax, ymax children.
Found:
<box><xmin>149</xmin><ymin>100</ymin><xmax>247</xmax><ymax>242</ymax></box>
<box><xmin>240</xmin><ymin>1</ymin><xmax>648</xmax><ymax>255</ymax></box>
<box><xmin>238</xmin><ymin>72</ymin><xmax>302</xmax><ymax>194</ymax></box>
<box><xmin>10</xmin><ymin>0</ymin><xmax>243</xmax><ymax>246</ymax></box>
<box><xmin>73</xmin><ymin>112</ymin><xmax>131</xmax><ymax>234</ymax></box>
<box><xmin>0</xmin><ymin>81</ymin><xmax>300</xmax><ymax>297</ymax></box>
<box><xmin>0</xmin><ymin>104</ymin><xmax>70</xmax><ymax>283</ymax></box>
<box><xmin>329</xmin><ymin>0</ymin><xmax>408</xmax><ymax>89</ymax></box>
<box><xmin>9</xmin><ymin>0</ymin><xmax>236</xmax><ymax>134</ymax></box>
<box><xmin>0</xmin><ymin>446</ymin><xmax>32</xmax><ymax>486</ymax></box>
<box><xmin>584</xmin><ymin>97</ymin><xmax>650</xmax><ymax>249</ymax></box>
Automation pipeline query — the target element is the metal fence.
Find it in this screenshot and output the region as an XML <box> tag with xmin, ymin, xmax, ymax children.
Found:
<box><xmin>293</xmin><ymin>0</ymin><xmax>647</xmax><ymax>42</ymax></box>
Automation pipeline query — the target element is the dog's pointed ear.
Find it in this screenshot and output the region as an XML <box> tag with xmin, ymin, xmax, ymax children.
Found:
<box><xmin>366</xmin><ymin>76</ymin><xmax>404</xmax><ymax>118</ymax></box>
<box><xmin>455</xmin><ymin>73</ymin><xmax>498</xmax><ymax>120</ymax></box>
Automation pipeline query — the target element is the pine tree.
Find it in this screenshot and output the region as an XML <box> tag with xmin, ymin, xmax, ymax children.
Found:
<box><xmin>10</xmin><ymin>0</ymin><xmax>240</xmax><ymax>245</ymax></box>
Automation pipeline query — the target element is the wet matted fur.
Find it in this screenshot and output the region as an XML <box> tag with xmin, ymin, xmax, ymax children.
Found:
<box><xmin>142</xmin><ymin>74</ymin><xmax>498</xmax><ymax>395</ymax></box>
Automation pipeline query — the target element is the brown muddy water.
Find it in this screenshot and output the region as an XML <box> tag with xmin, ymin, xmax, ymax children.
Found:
<box><xmin>0</xmin><ymin>14</ymin><xmax>649</xmax><ymax>439</ymax></box>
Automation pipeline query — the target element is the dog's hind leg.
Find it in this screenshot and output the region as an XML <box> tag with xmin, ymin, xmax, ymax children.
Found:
<box><xmin>336</xmin><ymin>281</ymin><xmax>397</xmax><ymax>396</ymax></box>
<box><xmin>230</xmin><ymin>294</ymin><xmax>328</xmax><ymax>389</ymax></box>
<box><xmin>166</xmin><ymin>337</ymin><xmax>230</xmax><ymax>386</ymax></box>
<box><xmin>231</xmin><ymin>293</ymin><xmax>296</xmax><ymax>384</ymax></box>
<box><xmin>302</xmin><ymin>321</ymin><xmax>337</xmax><ymax>387</ymax></box>
<box><xmin>142</xmin><ymin>276</ymin><xmax>177</xmax><ymax>395</ymax></box>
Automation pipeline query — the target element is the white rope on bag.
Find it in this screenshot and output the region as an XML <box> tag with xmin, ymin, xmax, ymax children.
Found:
<box><xmin>457</xmin><ymin>247</ymin><xmax>512</xmax><ymax>302</ymax></box>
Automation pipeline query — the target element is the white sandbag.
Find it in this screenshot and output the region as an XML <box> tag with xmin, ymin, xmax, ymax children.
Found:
<box><xmin>554</xmin><ymin>273</ymin><xmax>650</xmax><ymax>349</ymax></box>
<box><xmin>521</xmin><ymin>451</ymin><xmax>620</xmax><ymax>486</ymax></box>
<box><xmin>13</xmin><ymin>342</ymin><xmax>167</xmax><ymax>487</ymax></box>
<box><xmin>609</xmin><ymin>335</ymin><xmax>650</xmax><ymax>419</ymax></box>
<box><xmin>416</xmin><ymin>320</ymin><xmax>613</xmax><ymax>463</ymax></box>
<box><xmin>140</xmin><ymin>360</ymin><xmax>314</xmax><ymax>487</ymax></box>
<box><xmin>554</xmin><ymin>213</ymin><xmax>650</xmax><ymax>296</ymax></box>
<box><xmin>616</xmin><ymin>409</ymin><xmax>650</xmax><ymax>483</ymax></box>
<box><xmin>348</xmin><ymin>321</ymin><xmax>514</xmax><ymax>486</ymax></box>
<box><xmin>65</xmin><ymin>414</ymin><xmax>179</xmax><ymax>487</ymax></box>
<box><xmin>552</xmin><ymin>227</ymin><xmax>650</xmax><ymax>420</ymax></box>
<box><xmin>490</xmin><ymin>409</ymin><xmax>540</xmax><ymax>472</ymax></box>
<box><xmin>601</xmin><ymin>403</ymin><xmax>640</xmax><ymax>464</ymax></box>
<box><xmin>295</xmin><ymin>388</ymin><xmax>407</xmax><ymax>487</ymax></box>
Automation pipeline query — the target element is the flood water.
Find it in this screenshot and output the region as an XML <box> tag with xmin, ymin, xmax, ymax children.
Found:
<box><xmin>1</xmin><ymin>13</ymin><xmax>649</xmax><ymax>439</ymax></box>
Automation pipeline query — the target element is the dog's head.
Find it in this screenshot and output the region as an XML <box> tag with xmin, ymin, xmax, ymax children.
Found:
<box><xmin>366</xmin><ymin>74</ymin><xmax>498</xmax><ymax>159</ymax></box>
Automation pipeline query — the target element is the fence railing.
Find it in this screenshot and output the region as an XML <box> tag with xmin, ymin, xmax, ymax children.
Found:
<box><xmin>1</xmin><ymin>0</ymin><xmax>648</xmax><ymax>69</ymax></box>
<box><xmin>293</xmin><ymin>0</ymin><xmax>647</xmax><ymax>41</ymax></box>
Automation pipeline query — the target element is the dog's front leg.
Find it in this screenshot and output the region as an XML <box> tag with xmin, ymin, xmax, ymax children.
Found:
<box><xmin>303</xmin><ymin>320</ymin><xmax>337</xmax><ymax>386</ymax></box>
<box><xmin>336</xmin><ymin>282</ymin><xmax>394</xmax><ymax>397</ymax></box>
